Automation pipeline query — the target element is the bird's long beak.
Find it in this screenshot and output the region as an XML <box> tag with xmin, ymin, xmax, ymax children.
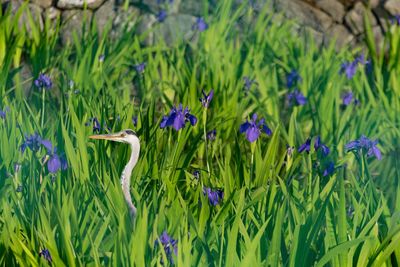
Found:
<box><xmin>89</xmin><ymin>133</ymin><xmax>123</xmax><ymax>141</ymax></box>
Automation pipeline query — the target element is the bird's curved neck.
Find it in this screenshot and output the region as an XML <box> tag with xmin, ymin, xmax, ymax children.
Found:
<box><xmin>121</xmin><ymin>141</ymin><xmax>140</xmax><ymax>217</ymax></box>
<box><xmin>121</xmin><ymin>143</ymin><xmax>140</xmax><ymax>181</ymax></box>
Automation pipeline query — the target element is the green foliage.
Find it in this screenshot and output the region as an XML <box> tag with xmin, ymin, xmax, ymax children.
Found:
<box><xmin>1</xmin><ymin>1</ymin><xmax>400</xmax><ymax>266</ymax></box>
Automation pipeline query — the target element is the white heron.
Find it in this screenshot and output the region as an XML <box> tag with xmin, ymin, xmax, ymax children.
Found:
<box><xmin>89</xmin><ymin>129</ymin><xmax>140</xmax><ymax>218</ymax></box>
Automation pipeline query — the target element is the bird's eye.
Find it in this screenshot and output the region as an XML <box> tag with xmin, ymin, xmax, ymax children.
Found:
<box><xmin>125</xmin><ymin>130</ymin><xmax>136</xmax><ymax>135</ymax></box>
<box><xmin>120</xmin><ymin>133</ymin><xmax>126</xmax><ymax>137</ymax></box>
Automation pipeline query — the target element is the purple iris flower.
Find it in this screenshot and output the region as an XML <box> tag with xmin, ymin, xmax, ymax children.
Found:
<box><xmin>298</xmin><ymin>138</ymin><xmax>311</xmax><ymax>153</ymax></box>
<box><xmin>193</xmin><ymin>170</ymin><xmax>200</xmax><ymax>180</ymax></box>
<box><xmin>20</xmin><ymin>133</ymin><xmax>47</xmax><ymax>153</ymax></box>
<box><xmin>322</xmin><ymin>161</ymin><xmax>335</xmax><ymax>177</ymax></box>
<box><xmin>286</xmin><ymin>70</ymin><xmax>301</xmax><ymax>88</ymax></box>
<box><xmin>39</xmin><ymin>248</ymin><xmax>52</xmax><ymax>264</ymax></box>
<box><xmin>86</xmin><ymin>117</ymin><xmax>102</xmax><ymax>133</ymax></box>
<box><xmin>156</xmin><ymin>231</ymin><xmax>178</xmax><ymax>264</ymax></box>
<box><xmin>160</xmin><ymin>104</ymin><xmax>197</xmax><ymax>131</ymax></box>
<box><xmin>340</xmin><ymin>54</ymin><xmax>370</xmax><ymax>79</ymax></box>
<box><xmin>243</xmin><ymin>76</ymin><xmax>257</xmax><ymax>92</ymax></box>
<box><xmin>345</xmin><ymin>135</ymin><xmax>381</xmax><ymax>160</ymax></box>
<box><xmin>157</xmin><ymin>10</ymin><xmax>167</xmax><ymax>22</ymax></box>
<box><xmin>340</xmin><ymin>61</ymin><xmax>358</xmax><ymax>79</ymax></box>
<box><xmin>287</xmin><ymin>89</ymin><xmax>307</xmax><ymax>106</ymax></box>
<box><xmin>239</xmin><ymin>113</ymin><xmax>272</xmax><ymax>143</ymax></box>
<box><xmin>134</xmin><ymin>62</ymin><xmax>146</xmax><ymax>73</ymax></box>
<box><xmin>391</xmin><ymin>15</ymin><xmax>400</xmax><ymax>25</ymax></box>
<box><xmin>341</xmin><ymin>91</ymin><xmax>353</xmax><ymax>106</ymax></box>
<box><xmin>34</xmin><ymin>74</ymin><xmax>52</xmax><ymax>90</ymax></box>
<box><xmin>47</xmin><ymin>152</ymin><xmax>68</xmax><ymax>173</ymax></box>
<box><xmin>286</xmin><ymin>144</ymin><xmax>295</xmax><ymax>157</ymax></box>
<box><xmin>314</xmin><ymin>136</ymin><xmax>330</xmax><ymax>156</ymax></box>
<box><xmin>157</xmin><ymin>0</ymin><xmax>174</xmax><ymax>3</ymax></box>
<box><xmin>203</xmin><ymin>187</ymin><xmax>224</xmax><ymax>206</ymax></box>
<box><xmin>206</xmin><ymin>129</ymin><xmax>216</xmax><ymax>141</ymax></box>
<box><xmin>132</xmin><ymin>116</ymin><xmax>138</xmax><ymax>127</ymax></box>
<box><xmin>199</xmin><ymin>89</ymin><xmax>214</xmax><ymax>108</ymax></box>
<box><xmin>40</xmin><ymin>140</ymin><xmax>68</xmax><ymax>173</ymax></box>
<box><xmin>0</xmin><ymin>106</ymin><xmax>9</xmax><ymax>119</ymax></box>
<box><xmin>193</xmin><ymin>17</ymin><xmax>208</xmax><ymax>32</ymax></box>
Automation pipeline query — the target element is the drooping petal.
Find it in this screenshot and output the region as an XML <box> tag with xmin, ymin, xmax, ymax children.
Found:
<box><xmin>323</xmin><ymin>162</ymin><xmax>335</xmax><ymax>177</ymax></box>
<box><xmin>262</xmin><ymin>125</ymin><xmax>272</xmax><ymax>136</ymax></box>
<box><xmin>61</xmin><ymin>155</ymin><xmax>68</xmax><ymax>170</ymax></box>
<box><xmin>320</xmin><ymin>144</ymin><xmax>330</xmax><ymax>156</ymax></box>
<box><xmin>160</xmin><ymin>116</ymin><xmax>169</xmax><ymax>128</ymax></box>
<box><xmin>251</xmin><ymin>113</ymin><xmax>258</xmax><ymax>122</ymax></box>
<box><xmin>172</xmin><ymin>112</ymin><xmax>186</xmax><ymax>131</ymax></box>
<box><xmin>345</xmin><ymin>140</ymin><xmax>359</xmax><ymax>151</ymax></box>
<box><xmin>239</xmin><ymin>122</ymin><xmax>250</xmax><ymax>133</ymax></box>
<box><xmin>47</xmin><ymin>154</ymin><xmax>61</xmax><ymax>173</ymax></box>
<box><xmin>186</xmin><ymin>114</ymin><xmax>197</xmax><ymax>126</ymax></box>
<box><xmin>295</xmin><ymin>91</ymin><xmax>307</xmax><ymax>105</ymax></box>
<box><xmin>298</xmin><ymin>138</ymin><xmax>311</xmax><ymax>153</ymax></box>
<box><xmin>368</xmin><ymin>145</ymin><xmax>382</xmax><ymax>160</ymax></box>
<box><xmin>246</xmin><ymin>126</ymin><xmax>260</xmax><ymax>143</ymax></box>
<box><xmin>40</xmin><ymin>140</ymin><xmax>53</xmax><ymax>153</ymax></box>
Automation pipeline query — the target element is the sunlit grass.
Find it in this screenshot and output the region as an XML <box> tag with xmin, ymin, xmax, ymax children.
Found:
<box><xmin>1</xmin><ymin>1</ymin><xmax>400</xmax><ymax>266</ymax></box>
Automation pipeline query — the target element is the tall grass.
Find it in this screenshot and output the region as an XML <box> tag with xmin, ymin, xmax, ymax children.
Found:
<box><xmin>1</xmin><ymin>1</ymin><xmax>400</xmax><ymax>265</ymax></box>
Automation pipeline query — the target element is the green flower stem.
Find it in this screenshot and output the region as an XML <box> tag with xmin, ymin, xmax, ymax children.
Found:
<box><xmin>249</xmin><ymin>141</ymin><xmax>256</xmax><ymax>187</ymax></box>
<box><xmin>41</xmin><ymin>88</ymin><xmax>45</xmax><ymax>128</ymax></box>
<box><xmin>203</xmin><ymin>109</ymin><xmax>211</xmax><ymax>179</ymax></box>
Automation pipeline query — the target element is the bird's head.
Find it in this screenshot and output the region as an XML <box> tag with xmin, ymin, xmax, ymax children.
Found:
<box><xmin>89</xmin><ymin>129</ymin><xmax>139</xmax><ymax>145</ymax></box>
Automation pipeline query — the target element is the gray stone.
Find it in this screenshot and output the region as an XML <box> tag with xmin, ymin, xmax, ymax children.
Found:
<box><xmin>328</xmin><ymin>24</ymin><xmax>355</xmax><ymax>49</ymax></box>
<box><xmin>46</xmin><ymin>7</ymin><xmax>61</xmax><ymax>20</ymax></box>
<box><xmin>57</xmin><ymin>0</ymin><xmax>105</xmax><ymax>9</ymax></box>
<box><xmin>315</xmin><ymin>0</ymin><xmax>345</xmax><ymax>23</ymax></box>
<box><xmin>30</xmin><ymin>0</ymin><xmax>53</xmax><ymax>8</ymax></box>
<box><xmin>137</xmin><ymin>13</ymin><xmax>157</xmax><ymax>45</ymax></box>
<box><xmin>154</xmin><ymin>14</ymin><xmax>197</xmax><ymax>45</ymax></box>
<box><xmin>298</xmin><ymin>26</ymin><xmax>324</xmax><ymax>47</ymax></box>
<box><xmin>367</xmin><ymin>0</ymin><xmax>380</xmax><ymax>8</ymax></box>
<box><xmin>277</xmin><ymin>0</ymin><xmax>333</xmax><ymax>32</ymax></box>
<box><xmin>61</xmin><ymin>9</ymin><xmax>93</xmax><ymax>44</ymax></box>
<box><xmin>94</xmin><ymin>0</ymin><xmax>115</xmax><ymax>36</ymax></box>
<box><xmin>385</xmin><ymin>0</ymin><xmax>400</xmax><ymax>15</ymax></box>
<box><xmin>112</xmin><ymin>5</ymin><xmax>140</xmax><ymax>38</ymax></box>
<box><xmin>142</xmin><ymin>0</ymin><xmax>179</xmax><ymax>13</ymax></box>
<box><xmin>12</xmin><ymin>2</ymin><xmax>44</xmax><ymax>35</ymax></box>
<box><xmin>345</xmin><ymin>2</ymin><xmax>377</xmax><ymax>35</ymax></box>
<box><xmin>372</xmin><ymin>25</ymin><xmax>384</xmax><ymax>51</ymax></box>
<box><xmin>179</xmin><ymin>0</ymin><xmax>204</xmax><ymax>16</ymax></box>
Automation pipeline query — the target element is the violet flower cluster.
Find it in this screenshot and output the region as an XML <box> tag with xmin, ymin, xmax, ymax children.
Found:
<box><xmin>287</xmin><ymin>89</ymin><xmax>307</xmax><ymax>106</ymax></box>
<box><xmin>39</xmin><ymin>248</ymin><xmax>52</xmax><ymax>264</ymax></box>
<box><xmin>340</xmin><ymin>54</ymin><xmax>370</xmax><ymax>79</ymax></box>
<box><xmin>34</xmin><ymin>73</ymin><xmax>52</xmax><ymax>90</ymax></box>
<box><xmin>286</xmin><ymin>70</ymin><xmax>302</xmax><ymax>88</ymax></box>
<box><xmin>160</xmin><ymin>104</ymin><xmax>197</xmax><ymax>131</ymax></box>
<box><xmin>203</xmin><ymin>187</ymin><xmax>224</xmax><ymax>206</ymax></box>
<box><xmin>286</xmin><ymin>70</ymin><xmax>307</xmax><ymax>106</ymax></box>
<box><xmin>345</xmin><ymin>135</ymin><xmax>381</xmax><ymax>160</ymax></box>
<box><xmin>156</xmin><ymin>231</ymin><xmax>178</xmax><ymax>265</ymax></box>
<box><xmin>193</xmin><ymin>17</ymin><xmax>208</xmax><ymax>32</ymax></box>
<box><xmin>240</xmin><ymin>113</ymin><xmax>272</xmax><ymax>143</ymax></box>
<box><xmin>20</xmin><ymin>133</ymin><xmax>68</xmax><ymax>173</ymax></box>
<box><xmin>298</xmin><ymin>136</ymin><xmax>334</xmax><ymax>176</ymax></box>
<box><xmin>0</xmin><ymin>106</ymin><xmax>9</xmax><ymax>120</ymax></box>
<box><xmin>199</xmin><ymin>89</ymin><xmax>214</xmax><ymax>108</ymax></box>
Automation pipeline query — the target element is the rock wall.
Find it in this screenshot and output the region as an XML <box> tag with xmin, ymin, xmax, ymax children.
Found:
<box><xmin>2</xmin><ymin>0</ymin><xmax>400</xmax><ymax>48</ymax></box>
